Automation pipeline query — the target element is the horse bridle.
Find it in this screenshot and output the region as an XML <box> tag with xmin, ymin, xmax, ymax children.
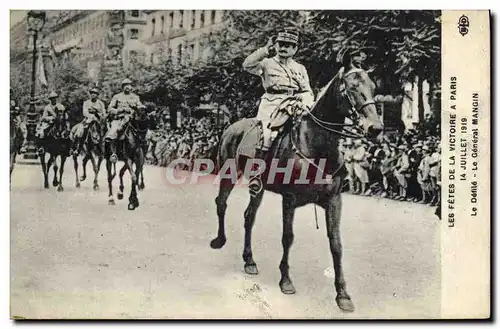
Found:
<box><xmin>289</xmin><ymin>67</ymin><xmax>377</xmax><ymax>180</ymax></box>
<box><xmin>342</xmin><ymin>67</ymin><xmax>377</xmax><ymax>118</ymax></box>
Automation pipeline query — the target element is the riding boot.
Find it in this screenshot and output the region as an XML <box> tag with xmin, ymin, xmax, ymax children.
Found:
<box><xmin>248</xmin><ymin>148</ymin><xmax>267</xmax><ymax>197</ymax></box>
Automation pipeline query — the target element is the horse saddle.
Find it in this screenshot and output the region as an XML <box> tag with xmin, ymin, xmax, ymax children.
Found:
<box><xmin>237</xmin><ymin>119</ymin><xmax>263</xmax><ymax>158</ymax></box>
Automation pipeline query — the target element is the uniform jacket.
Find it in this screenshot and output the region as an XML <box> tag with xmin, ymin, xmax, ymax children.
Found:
<box><xmin>42</xmin><ymin>103</ymin><xmax>66</xmax><ymax>120</ymax></box>
<box><xmin>83</xmin><ymin>99</ymin><xmax>106</xmax><ymax>122</ymax></box>
<box><xmin>107</xmin><ymin>92</ymin><xmax>141</xmax><ymax>118</ymax></box>
<box><xmin>243</xmin><ymin>47</ymin><xmax>315</xmax><ymax>119</ymax></box>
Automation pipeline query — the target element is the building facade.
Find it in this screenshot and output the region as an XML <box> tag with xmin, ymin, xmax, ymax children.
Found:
<box><xmin>142</xmin><ymin>10</ymin><xmax>225</xmax><ymax>65</ymax></box>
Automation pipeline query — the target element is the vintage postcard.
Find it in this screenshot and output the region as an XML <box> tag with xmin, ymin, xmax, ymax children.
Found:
<box><xmin>9</xmin><ymin>9</ymin><xmax>490</xmax><ymax>319</ymax></box>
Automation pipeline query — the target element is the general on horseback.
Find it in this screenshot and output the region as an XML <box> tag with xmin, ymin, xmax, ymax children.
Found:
<box><xmin>72</xmin><ymin>87</ymin><xmax>106</xmax><ymax>156</ymax></box>
<box><xmin>105</xmin><ymin>78</ymin><xmax>143</xmax><ymax>163</ymax></box>
<box><xmin>71</xmin><ymin>87</ymin><xmax>106</xmax><ymax>190</ymax></box>
<box><xmin>242</xmin><ymin>28</ymin><xmax>315</xmax><ymax>195</ymax></box>
<box><xmin>104</xmin><ymin>78</ymin><xmax>151</xmax><ymax>210</ymax></box>
<box><xmin>211</xmin><ymin>27</ymin><xmax>384</xmax><ymax>313</ymax></box>
<box><xmin>35</xmin><ymin>91</ymin><xmax>72</xmax><ymax>191</ymax></box>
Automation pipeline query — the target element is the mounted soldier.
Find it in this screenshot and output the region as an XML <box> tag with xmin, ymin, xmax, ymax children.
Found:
<box><xmin>242</xmin><ymin>27</ymin><xmax>315</xmax><ymax>194</ymax></box>
<box><xmin>104</xmin><ymin>78</ymin><xmax>143</xmax><ymax>163</ymax></box>
<box><xmin>72</xmin><ymin>87</ymin><xmax>106</xmax><ymax>155</ymax></box>
<box><xmin>36</xmin><ymin>91</ymin><xmax>70</xmax><ymax>141</ymax></box>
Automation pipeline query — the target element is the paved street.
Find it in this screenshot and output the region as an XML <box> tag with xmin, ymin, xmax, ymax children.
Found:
<box><xmin>10</xmin><ymin>161</ymin><xmax>441</xmax><ymax>319</ymax></box>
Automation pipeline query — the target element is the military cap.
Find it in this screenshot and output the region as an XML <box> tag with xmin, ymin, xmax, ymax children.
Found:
<box><xmin>121</xmin><ymin>78</ymin><xmax>132</xmax><ymax>86</ymax></box>
<box><xmin>89</xmin><ymin>87</ymin><xmax>99</xmax><ymax>94</ymax></box>
<box><xmin>276</xmin><ymin>28</ymin><xmax>299</xmax><ymax>44</ymax></box>
<box><xmin>48</xmin><ymin>91</ymin><xmax>58</xmax><ymax>98</ymax></box>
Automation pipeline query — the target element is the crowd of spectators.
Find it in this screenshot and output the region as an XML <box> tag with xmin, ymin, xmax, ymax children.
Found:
<box><xmin>146</xmin><ymin>117</ymin><xmax>221</xmax><ymax>170</ymax></box>
<box><xmin>339</xmin><ymin>130</ymin><xmax>441</xmax><ymax>207</ymax></box>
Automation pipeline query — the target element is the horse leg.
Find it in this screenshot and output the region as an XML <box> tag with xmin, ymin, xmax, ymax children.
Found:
<box><xmin>92</xmin><ymin>153</ymin><xmax>102</xmax><ymax>191</ymax></box>
<box><xmin>324</xmin><ymin>192</ymin><xmax>354</xmax><ymax>312</ymax></box>
<box><xmin>10</xmin><ymin>152</ymin><xmax>16</xmax><ymax>182</ymax></box>
<box><xmin>132</xmin><ymin>157</ymin><xmax>143</xmax><ymax>208</ymax></box>
<box><xmin>46</xmin><ymin>154</ymin><xmax>56</xmax><ymax>187</ymax></box>
<box><xmin>73</xmin><ymin>154</ymin><xmax>81</xmax><ymax>188</ymax></box>
<box><xmin>279</xmin><ymin>193</ymin><xmax>297</xmax><ymax>294</ymax></box>
<box><xmin>117</xmin><ymin>163</ymin><xmax>127</xmax><ymax>200</ymax></box>
<box><xmin>106</xmin><ymin>160</ymin><xmax>115</xmax><ymax>205</ymax></box>
<box><xmin>40</xmin><ymin>152</ymin><xmax>49</xmax><ymax>189</ymax></box>
<box><xmin>126</xmin><ymin>158</ymin><xmax>138</xmax><ymax>211</ymax></box>
<box><xmin>52</xmin><ymin>155</ymin><xmax>59</xmax><ymax>187</ymax></box>
<box><xmin>242</xmin><ymin>190</ymin><xmax>264</xmax><ymax>275</ymax></box>
<box><xmin>138</xmin><ymin>169</ymin><xmax>145</xmax><ymax>190</ymax></box>
<box><xmin>81</xmin><ymin>156</ymin><xmax>89</xmax><ymax>181</ymax></box>
<box><xmin>210</xmin><ymin>178</ymin><xmax>236</xmax><ymax>249</ymax></box>
<box><xmin>57</xmin><ymin>155</ymin><xmax>67</xmax><ymax>192</ymax></box>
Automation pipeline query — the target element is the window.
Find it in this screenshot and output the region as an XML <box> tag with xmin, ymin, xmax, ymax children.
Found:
<box><xmin>169</xmin><ymin>11</ymin><xmax>174</xmax><ymax>28</ymax></box>
<box><xmin>161</xmin><ymin>16</ymin><xmax>165</xmax><ymax>34</ymax></box>
<box><xmin>191</xmin><ymin>10</ymin><xmax>196</xmax><ymax>29</ymax></box>
<box><xmin>151</xmin><ymin>18</ymin><xmax>156</xmax><ymax>36</ymax></box>
<box><xmin>179</xmin><ymin>10</ymin><xmax>184</xmax><ymax>28</ymax></box>
<box><xmin>130</xmin><ymin>10</ymin><xmax>139</xmax><ymax>17</ymax></box>
<box><xmin>211</xmin><ymin>10</ymin><xmax>216</xmax><ymax>24</ymax></box>
<box><xmin>200</xmin><ymin>11</ymin><xmax>205</xmax><ymax>27</ymax></box>
<box><xmin>129</xmin><ymin>28</ymin><xmax>139</xmax><ymax>40</ymax></box>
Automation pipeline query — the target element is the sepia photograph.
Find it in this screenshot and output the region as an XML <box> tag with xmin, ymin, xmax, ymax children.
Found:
<box><xmin>9</xmin><ymin>9</ymin><xmax>489</xmax><ymax>319</ymax></box>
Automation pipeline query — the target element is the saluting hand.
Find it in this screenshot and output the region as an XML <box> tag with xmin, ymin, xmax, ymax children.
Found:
<box><xmin>265</xmin><ymin>36</ymin><xmax>276</xmax><ymax>53</ymax></box>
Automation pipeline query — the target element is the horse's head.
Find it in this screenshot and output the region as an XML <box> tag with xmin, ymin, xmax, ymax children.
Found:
<box><xmin>341</xmin><ymin>67</ymin><xmax>383</xmax><ymax>139</ymax></box>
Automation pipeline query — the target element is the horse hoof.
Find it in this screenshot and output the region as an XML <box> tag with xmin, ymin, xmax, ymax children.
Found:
<box><xmin>52</xmin><ymin>181</ymin><xmax>58</xmax><ymax>187</ymax></box>
<box><xmin>44</xmin><ymin>183</ymin><xmax>49</xmax><ymax>189</ymax></box>
<box><xmin>117</xmin><ymin>193</ymin><xmax>123</xmax><ymax>200</ymax></box>
<box><xmin>279</xmin><ymin>279</ymin><xmax>296</xmax><ymax>295</ymax></box>
<box><xmin>336</xmin><ymin>295</ymin><xmax>355</xmax><ymax>312</ymax></box>
<box><xmin>128</xmin><ymin>202</ymin><xmax>136</xmax><ymax>211</ymax></box>
<box><xmin>93</xmin><ymin>185</ymin><xmax>99</xmax><ymax>191</ymax></box>
<box><xmin>210</xmin><ymin>236</ymin><xmax>226</xmax><ymax>249</ymax></box>
<box><xmin>80</xmin><ymin>176</ymin><xmax>86</xmax><ymax>181</ymax></box>
<box><xmin>57</xmin><ymin>186</ymin><xmax>64</xmax><ymax>192</ymax></box>
<box><xmin>76</xmin><ymin>182</ymin><xmax>81</xmax><ymax>188</ymax></box>
<box><xmin>244</xmin><ymin>263</ymin><xmax>259</xmax><ymax>275</ymax></box>
<box><xmin>108</xmin><ymin>199</ymin><xmax>115</xmax><ymax>205</ymax></box>
<box><xmin>138</xmin><ymin>184</ymin><xmax>145</xmax><ymax>190</ymax></box>
<box><xmin>133</xmin><ymin>199</ymin><xmax>140</xmax><ymax>208</ymax></box>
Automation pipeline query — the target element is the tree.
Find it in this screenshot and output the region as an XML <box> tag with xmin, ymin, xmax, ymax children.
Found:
<box><xmin>51</xmin><ymin>58</ymin><xmax>91</xmax><ymax>123</ymax></box>
<box><xmin>181</xmin><ymin>10</ymin><xmax>441</xmax><ymax>123</ymax></box>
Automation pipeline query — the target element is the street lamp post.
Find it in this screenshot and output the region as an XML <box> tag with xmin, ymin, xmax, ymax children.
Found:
<box><xmin>23</xmin><ymin>10</ymin><xmax>46</xmax><ymax>160</ymax></box>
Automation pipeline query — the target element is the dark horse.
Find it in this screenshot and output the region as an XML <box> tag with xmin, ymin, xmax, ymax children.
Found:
<box><xmin>211</xmin><ymin>67</ymin><xmax>383</xmax><ymax>313</ymax></box>
<box><xmin>116</xmin><ymin>111</ymin><xmax>157</xmax><ymax>200</ymax></box>
<box><xmin>37</xmin><ymin>111</ymin><xmax>72</xmax><ymax>191</ymax></box>
<box><xmin>72</xmin><ymin>119</ymin><xmax>105</xmax><ymax>190</ymax></box>
<box><xmin>105</xmin><ymin>106</ymin><xmax>154</xmax><ymax>210</ymax></box>
<box><xmin>10</xmin><ymin>115</ymin><xmax>24</xmax><ymax>181</ymax></box>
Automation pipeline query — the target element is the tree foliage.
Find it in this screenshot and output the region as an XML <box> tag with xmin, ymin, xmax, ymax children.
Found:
<box><xmin>160</xmin><ymin>10</ymin><xmax>442</xmax><ymax>120</ymax></box>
